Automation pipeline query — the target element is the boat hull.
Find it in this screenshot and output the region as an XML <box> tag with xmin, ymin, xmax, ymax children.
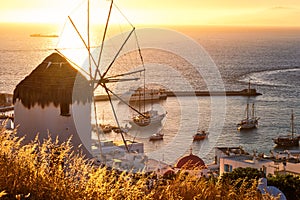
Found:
<box><xmin>193</xmin><ymin>135</ymin><xmax>206</xmax><ymax>141</ymax></box>
<box><xmin>130</xmin><ymin>112</ymin><xmax>165</xmax><ymax>127</ymax></box>
<box><xmin>237</xmin><ymin>119</ymin><xmax>258</xmax><ymax>130</ymax></box>
<box><xmin>238</xmin><ymin>123</ymin><xmax>257</xmax><ymax>130</ymax></box>
<box><xmin>273</xmin><ymin>137</ymin><xmax>300</xmax><ymax>147</ymax></box>
<box><xmin>193</xmin><ymin>130</ymin><xmax>208</xmax><ymax>141</ymax></box>
<box><xmin>149</xmin><ymin>133</ymin><xmax>164</xmax><ymax>141</ymax></box>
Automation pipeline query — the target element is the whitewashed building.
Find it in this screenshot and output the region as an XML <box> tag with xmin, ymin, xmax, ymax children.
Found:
<box><xmin>272</xmin><ymin>150</ymin><xmax>300</xmax><ymax>175</ymax></box>
<box><xmin>216</xmin><ymin>147</ymin><xmax>300</xmax><ymax>176</ymax></box>
<box><xmin>216</xmin><ymin>147</ymin><xmax>276</xmax><ymax>176</ymax></box>
<box><xmin>219</xmin><ymin>155</ymin><xmax>275</xmax><ymax>176</ymax></box>
<box><xmin>13</xmin><ymin>53</ymin><xmax>93</xmax><ymax>157</ymax></box>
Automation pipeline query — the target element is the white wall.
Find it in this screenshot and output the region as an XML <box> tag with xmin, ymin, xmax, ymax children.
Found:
<box><xmin>286</xmin><ymin>162</ymin><xmax>300</xmax><ymax>174</ymax></box>
<box><xmin>14</xmin><ymin>100</ymin><xmax>92</xmax><ymax>157</ymax></box>
<box><xmin>220</xmin><ymin>157</ymin><xmax>275</xmax><ymax>176</ymax></box>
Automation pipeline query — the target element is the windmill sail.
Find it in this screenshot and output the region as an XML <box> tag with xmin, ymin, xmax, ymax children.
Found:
<box><xmin>56</xmin><ymin>0</ymin><xmax>141</xmax><ymax>82</ymax></box>
<box><xmin>55</xmin><ymin>0</ymin><xmax>147</xmax><ymax>160</ymax></box>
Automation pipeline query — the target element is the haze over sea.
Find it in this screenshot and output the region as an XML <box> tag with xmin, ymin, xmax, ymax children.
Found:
<box><xmin>1</xmin><ymin>23</ymin><xmax>300</xmax><ymax>164</ymax></box>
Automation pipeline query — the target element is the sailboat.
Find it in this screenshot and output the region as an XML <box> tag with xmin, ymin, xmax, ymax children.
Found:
<box><xmin>237</xmin><ymin>102</ymin><xmax>260</xmax><ymax>130</ymax></box>
<box><xmin>273</xmin><ymin>110</ymin><xmax>300</xmax><ymax>147</ymax></box>
<box><xmin>129</xmin><ymin>70</ymin><xmax>166</xmax><ymax>127</ymax></box>
<box><xmin>131</xmin><ymin>109</ymin><xmax>166</xmax><ymax>127</ymax></box>
<box><xmin>99</xmin><ymin>110</ymin><xmax>112</xmax><ymax>133</ymax></box>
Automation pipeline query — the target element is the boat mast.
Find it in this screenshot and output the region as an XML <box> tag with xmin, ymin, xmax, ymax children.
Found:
<box><xmin>246</xmin><ymin>103</ymin><xmax>249</xmax><ymax>120</ymax></box>
<box><xmin>101</xmin><ymin>110</ymin><xmax>105</xmax><ymax>123</ymax></box>
<box><xmin>252</xmin><ymin>103</ymin><xmax>255</xmax><ymax>119</ymax></box>
<box><xmin>291</xmin><ymin>110</ymin><xmax>295</xmax><ymax>138</ymax></box>
<box><xmin>248</xmin><ymin>79</ymin><xmax>251</xmax><ymax>94</ymax></box>
<box><xmin>143</xmin><ymin>66</ymin><xmax>146</xmax><ymax>113</ymax></box>
<box><xmin>138</xmin><ymin>89</ymin><xmax>141</xmax><ymax>113</ymax></box>
<box><xmin>151</xmin><ymin>89</ymin><xmax>153</xmax><ymax>111</ymax></box>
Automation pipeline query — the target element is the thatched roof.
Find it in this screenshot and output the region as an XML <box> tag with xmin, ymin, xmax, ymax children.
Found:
<box><xmin>13</xmin><ymin>53</ymin><xmax>92</xmax><ymax>109</ymax></box>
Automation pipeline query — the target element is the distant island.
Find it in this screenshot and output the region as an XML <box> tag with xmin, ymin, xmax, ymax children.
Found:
<box><xmin>30</xmin><ymin>33</ymin><xmax>59</xmax><ymax>38</ymax></box>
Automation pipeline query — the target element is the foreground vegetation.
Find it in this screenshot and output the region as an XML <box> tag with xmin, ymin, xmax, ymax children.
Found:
<box><xmin>0</xmin><ymin>128</ymin><xmax>274</xmax><ymax>199</ymax></box>
<box><xmin>222</xmin><ymin>167</ymin><xmax>300</xmax><ymax>200</ymax></box>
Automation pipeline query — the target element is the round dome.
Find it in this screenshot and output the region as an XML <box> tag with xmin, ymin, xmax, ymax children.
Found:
<box><xmin>175</xmin><ymin>153</ymin><xmax>205</xmax><ymax>169</ymax></box>
<box><xmin>163</xmin><ymin>169</ymin><xmax>175</xmax><ymax>177</ymax></box>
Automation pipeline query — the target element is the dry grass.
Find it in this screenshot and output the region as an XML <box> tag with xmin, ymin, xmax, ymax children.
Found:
<box><xmin>0</xmin><ymin>128</ymin><xmax>266</xmax><ymax>200</ymax></box>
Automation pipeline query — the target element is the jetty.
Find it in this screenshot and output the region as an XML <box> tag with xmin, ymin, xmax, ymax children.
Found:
<box><xmin>94</xmin><ymin>88</ymin><xmax>261</xmax><ymax>101</ymax></box>
<box><xmin>165</xmin><ymin>88</ymin><xmax>262</xmax><ymax>97</ymax></box>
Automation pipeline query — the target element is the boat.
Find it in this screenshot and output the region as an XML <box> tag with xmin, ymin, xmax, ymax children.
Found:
<box><xmin>149</xmin><ymin>132</ymin><xmax>164</xmax><ymax>141</ymax></box>
<box><xmin>92</xmin><ymin>123</ymin><xmax>112</xmax><ymax>133</ymax></box>
<box><xmin>130</xmin><ymin>109</ymin><xmax>166</xmax><ymax>127</ymax></box>
<box><xmin>111</xmin><ymin>124</ymin><xmax>129</xmax><ymax>134</ymax></box>
<box><xmin>101</xmin><ymin>124</ymin><xmax>112</xmax><ymax>133</ymax></box>
<box><xmin>237</xmin><ymin>103</ymin><xmax>259</xmax><ymax>130</ymax></box>
<box><xmin>273</xmin><ymin>110</ymin><xmax>300</xmax><ymax>147</ymax></box>
<box><xmin>30</xmin><ymin>33</ymin><xmax>59</xmax><ymax>38</ymax></box>
<box><xmin>128</xmin><ymin>87</ymin><xmax>167</xmax><ymax>103</ymax></box>
<box><xmin>129</xmin><ymin>69</ymin><xmax>166</xmax><ymax>127</ymax></box>
<box><xmin>193</xmin><ymin>130</ymin><xmax>208</xmax><ymax>141</ymax></box>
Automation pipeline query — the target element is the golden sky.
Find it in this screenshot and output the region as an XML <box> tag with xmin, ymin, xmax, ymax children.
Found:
<box><xmin>1</xmin><ymin>0</ymin><xmax>300</xmax><ymax>27</ymax></box>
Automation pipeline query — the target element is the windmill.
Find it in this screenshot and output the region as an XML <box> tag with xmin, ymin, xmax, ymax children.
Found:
<box><xmin>55</xmin><ymin>0</ymin><xmax>147</xmax><ymax>160</ymax></box>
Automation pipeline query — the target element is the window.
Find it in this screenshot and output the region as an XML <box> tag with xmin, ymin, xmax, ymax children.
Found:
<box><xmin>224</xmin><ymin>164</ymin><xmax>233</xmax><ymax>172</ymax></box>
<box><xmin>224</xmin><ymin>164</ymin><xmax>229</xmax><ymax>172</ymax></box>
<box><xmin>60</xmin><ymin>103</ymin><xmax>71</xmax><ymax>116</ymax></box>
<box><xmin>229</xmin><ymin>165</ymin><xmax>233</xmax><ymax>172</ymax></box>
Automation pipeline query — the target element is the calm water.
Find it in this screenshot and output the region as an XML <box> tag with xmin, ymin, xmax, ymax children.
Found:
<box><xmin>1</xmin><ymin>24</ymin><xmax>300</xmax><ymax>164</ymax></box>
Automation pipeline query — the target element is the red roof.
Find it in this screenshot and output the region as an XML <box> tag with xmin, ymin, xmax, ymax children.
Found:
<box><xmin>163</xmin><ymin>169</ymin><xmax>175</xmax><ymax>176</ymax></box>
<box><xmin>175</xmin><ymin>153</ymin><xmax>205</xmax><ymax>169</ymax></box>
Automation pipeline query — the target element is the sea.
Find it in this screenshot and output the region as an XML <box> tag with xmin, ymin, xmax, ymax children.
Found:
<box><xmin>1</xmin><ymin>23</ymin><xmax>300</xmax><ymax>164</ymax></box>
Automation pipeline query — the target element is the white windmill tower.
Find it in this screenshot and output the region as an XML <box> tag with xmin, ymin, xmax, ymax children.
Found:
<box><xmin>55</xmin><ymin>0</ymin><xmax>148</xmax><ymax>167</ymax></box>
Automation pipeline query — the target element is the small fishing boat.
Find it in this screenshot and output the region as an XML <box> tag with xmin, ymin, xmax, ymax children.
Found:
<box><xmin>193</xmin><ymin>130</ymin><xmax>208</xmax><ymax>141</ymax></box>
<box><xmin>149</xmin><ymin>132</ymin><xmax>164</xmax><ymax>141</ymax></box>
<box><xmin>129</xmin><ymin>66</ymin><xmax>166</xmax><ymax>127</ymax></box>
<box><xmin>273</xmin><ymin>110</ymin><xmax>300</xmax><ymax>147</ymax></box>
